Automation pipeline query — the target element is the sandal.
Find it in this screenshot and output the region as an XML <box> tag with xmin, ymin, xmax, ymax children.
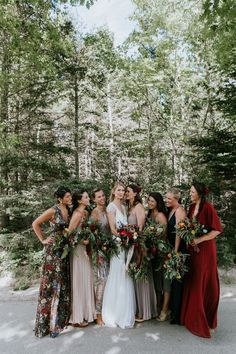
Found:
<box><xmin>135</xmin><ymin>316</ymin><xmax>145</xmax><ymax>323</ymax></box>
<box><xmin>73</xmin><ymin>321</ymin><xmax>89</xmax><ymax>328</ymax></box>
<box><xmin>156</xmin><ymin>310</ymin><xmax>169</xmax><ymax>322</ymax></box>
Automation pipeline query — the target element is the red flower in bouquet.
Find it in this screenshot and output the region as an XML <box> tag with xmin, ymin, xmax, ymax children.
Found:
<box><xmin>117</xmin><ymin>224</ymin><xmax>141</xmax><ymax>250</ymax></box>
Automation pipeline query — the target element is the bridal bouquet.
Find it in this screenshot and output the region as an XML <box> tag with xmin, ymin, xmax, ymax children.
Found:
<box><xmin>163</xmin><ymin>250</ymin><xmax>189</xmax><ymax>281</ymax></box>
<box><xmin>176</xmin><ymin>218</ymin><xmax>208</xmax><ymax>252</ymax></box>
<box><xmin>117</xmin><ymin>224</ymin><xmax>142</xmax><ymax>250</ymax></box>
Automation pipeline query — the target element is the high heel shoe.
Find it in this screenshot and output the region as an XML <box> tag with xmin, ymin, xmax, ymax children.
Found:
<box><xmin>156</xmin><ymin>310</ymin><xmax>169</xmax><ymax>322</ymax></box>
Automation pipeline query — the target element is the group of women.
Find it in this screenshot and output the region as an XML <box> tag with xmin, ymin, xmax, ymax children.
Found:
<box><xmin>32</xmin><ymin>181</ymin><xmax>222</xmax><ymax>339</ymax></box>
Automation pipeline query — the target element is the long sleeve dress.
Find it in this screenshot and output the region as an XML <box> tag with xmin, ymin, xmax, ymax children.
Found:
<box><xmin>180</xmin><ymin>201</ymin><xmax>223</xmax><ymax>338</ymax></box>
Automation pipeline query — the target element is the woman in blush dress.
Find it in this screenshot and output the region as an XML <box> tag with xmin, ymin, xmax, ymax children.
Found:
<box><xmin>126</xmin><ymin>184</ymin><xmax>157</xmax><ymax>322</ymax></box>
<box><xmin>102</xmin><ymin>182</ymin><xmax>136</xmax><ymax>328</ymax></box>
<box><xmin>69</xmin><ymin>190</ymin><xmax>96</xmax><ymax>327</ymax></box>
<box><xmin>90</xmin><ymin>188</ymin><xmax>110</xmax><ymax>326</ymax></box>
<box><xmin>181</xmin><ymin>182</ymin><xmax>223</xmax><ymax>338</ymax></box>
<box><xmin>146</xmin><ymin>192</ymin><xmax>168</xmax><ymax>319</ymax></box>
<box><xmin>33</xmin><ymin>187</ymin><xmax>71</xmax><ymax>338</ymax></box>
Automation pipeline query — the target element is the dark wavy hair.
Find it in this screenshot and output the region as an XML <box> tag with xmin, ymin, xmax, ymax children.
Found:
<box><xmin>54</xmin><ymin>186</ymin><xmax>71</xmax><ymax>216</ymax></box>
<box><xmin>126</xmin><ymin>184</ymin><xmax>142</xmax><ymax>209</ymax></box>
<box><xmin>54</xmin><ymin>186</ymin><xmax>71</xmax><ymax>202</ymax></box>
<box><xmin>72</xmin><ymin>189</ymin><xmax>88</xmax><ymax>213</ymax></box>
<box><xmin>192</xmin><ymin>181</ymin><xmax>208</xmax><ymax>215</ymax></box>
<box><xmin>147</xmin><ymin>192</ymin><xmax>167</xmax><ymax>218</ymax></box>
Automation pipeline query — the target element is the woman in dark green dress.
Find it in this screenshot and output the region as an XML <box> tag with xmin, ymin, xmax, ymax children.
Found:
<box><xmin>32</xmin><ymin>187</ymin><xmax>71</xmax><ymax>338</ymax></box>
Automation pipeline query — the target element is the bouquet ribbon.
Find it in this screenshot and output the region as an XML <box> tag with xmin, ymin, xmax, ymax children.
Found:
<box><xmin>125</xmin><ymin>245</ymin><xmax>134</xmax><ymax>271</ymax></box>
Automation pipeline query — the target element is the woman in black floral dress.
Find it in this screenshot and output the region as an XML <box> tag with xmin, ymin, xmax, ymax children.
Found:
<box><xmin>32</xmin><ymin>187</ymin><xmax>72</xmax><ymax>338</ymax></box>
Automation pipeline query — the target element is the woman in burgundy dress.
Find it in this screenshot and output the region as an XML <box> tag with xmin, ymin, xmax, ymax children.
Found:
<box><xmin>181</xmin><ymin>182</ymin><xmax>223</xmax><ymax>338</ymax></box>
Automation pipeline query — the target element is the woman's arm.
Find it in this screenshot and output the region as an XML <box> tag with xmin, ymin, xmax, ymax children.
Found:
<box><xmin>155</xmin><ymin>212</ymin><xmax>167</xmax><ymax>240</ymax></box>
<box><xmin>69</xmin><ymin>210</ymin><xmax>89</xmax><ymax>245</ymax></box>
<box><xmin>68</xmin><ymin>210</ymin><xmax>82</xmax><ymax>231</ymax></box>
<box><xmin>135</xmin><ymin>204</ymin><xmax>146</xmax><ymax>231</ymax></box>
<box><xmin>107</xmin><ymin>211</ymin><xmax>118</xmax><ymax>236</ymax></box>
<box><xmin>32</xmin><ymin>208</ymin><xmax>55</xmax><ymax>245</ymax></box>
<box><xmin>175</xmin><ymin>207</ymin><xmax>187</xmax><ymax>252</ymax></box>
<box><xmin>90</xmin><ymin>208</ymin><xmax>99</xmax><ymax>222</ymax></box>
<box><xmin>192</xmin><ymin>230</ymin><xmax>221</xmax><ymax>245</ymax></box>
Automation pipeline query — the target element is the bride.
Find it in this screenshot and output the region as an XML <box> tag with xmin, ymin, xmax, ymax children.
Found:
<box><xmin>102</xmin><ymin>182</ymin><xmax>136</xmax><ymax>328</ymax></box>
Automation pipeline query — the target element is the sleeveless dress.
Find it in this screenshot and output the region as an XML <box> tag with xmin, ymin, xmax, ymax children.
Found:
<box><xmin>92</xmin><ymin>210</ymin><xmax>110</xmax><ymax>315</ymax></box>
<box><xmin>102</xmin><ymin>202</ymin><xmax>136</xmax><ymax>328</ymax></box>
<box><xmin>168</xmin><ymin>210</ymin><xmax>187</xmax><ymax>324</ymax></box>
<box><xmin>128</xmin><ymin>212</ymin><xmax>157</xmax><ymax>320</ymax></box>
<box><xmin>34</xmin><ymin>205</ymin><xmax>71</xmax><ymax>338</ymax></box>
<box><xmin>70</xmin><ymin>212</ymin><xmax>96</xmax><ymax>324</ymax></box>
<box><xmin>181</xmin><ymin>202</ymin><xmax>223</xmax><ymax>338</ymax></box>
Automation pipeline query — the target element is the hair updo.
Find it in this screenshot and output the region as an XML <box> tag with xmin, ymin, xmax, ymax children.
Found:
<box><xmin>72</xmin><ymin>189</ymin><xmax>87</xmax><ymax>212</ymax></box>
<box><xmin>126</xmin><ymin>183</ymin><xmax>142</xmax><ymax>207</ymax></box>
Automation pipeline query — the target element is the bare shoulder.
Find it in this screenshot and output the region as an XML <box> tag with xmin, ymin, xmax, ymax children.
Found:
<box><xmin>176</xmin><ymin>206</ymin><xmax>186</xmax><ymax>218</ymax></box>
<box><xmin>157</xmin><ymin>212</ymin><xmax>167</xmax><ymax>225</ymax></box>
<box><xmin>33</xmin><ymin>207</ymin><xmax>55</xmax><ymax>224</ymax></box>
<box><xmin>135</xmin><ymin>203</ymin><xmax>145</xmax><ymax>211</ymax></box>
<box><xmin>91</xmin><ymin>208</ymin><xmax>99</xmax><ymax>220</ymax></box>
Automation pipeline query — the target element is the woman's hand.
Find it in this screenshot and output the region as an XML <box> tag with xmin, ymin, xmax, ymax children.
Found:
<box><xmin>191</xmin><ymin>238</ymin><xmax>201</xmax><ymax>246</ymax></box>
<box><xmin>83</xmin><ymin>239</ymin><xmax>89</xmax><ymax>245</ymax></box>
<box><xmin>42</xmin><ymin>237</ymin><xmax>54</xmax><ymax>245</ymax></box>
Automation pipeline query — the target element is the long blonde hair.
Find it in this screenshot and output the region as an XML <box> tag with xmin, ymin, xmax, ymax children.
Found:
<box><xmin>109</xmin><ymin>181</ymin><xmax>125</xmax><ymax>202</ymax></box>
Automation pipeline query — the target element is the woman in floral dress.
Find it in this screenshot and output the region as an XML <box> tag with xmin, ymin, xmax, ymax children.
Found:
<box><xmin>32</xmin><ymin>187</ymin><xmax>72</xmax><ymax>338</ymax></box>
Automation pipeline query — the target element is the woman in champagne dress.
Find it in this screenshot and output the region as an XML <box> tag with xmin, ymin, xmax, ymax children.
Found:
<box><xmin>69</xmin><ymin>189</ymin><xmax>96</xmax><ymax>327</ymax></box>
<box><xmin>126</xmin><ymin>184</ymin><xmax>157</xmax><ymax>322</ymax></box>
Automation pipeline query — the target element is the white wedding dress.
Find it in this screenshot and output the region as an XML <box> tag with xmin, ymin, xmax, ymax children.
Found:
<box><xmin>102</xmin><ymin>202</ymin><xmax>136</xmax><ymax>328</ymax></box>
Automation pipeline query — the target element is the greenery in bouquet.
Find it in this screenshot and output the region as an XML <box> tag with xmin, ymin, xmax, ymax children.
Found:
<box><xmin>143</xmin><ymin>220</ymin><xmax>170</xmax><ymax>257</ymax></box>
<box><xmin>176</xmin><ymin>217</ymin><xmax>208</xmax><ymax>252</ymax></box>
<box><xmin>127</xmin><ymin>256</ymin><xmax>152</xmax><ymax>281</ymax></box>
<box><xmin>53</xmin><ymin>228</ymin><xmax>79</xmax><ymax>259</ymax></box>
<box><xmin>163</xmin><ymin>250</ymin><xmax>189</xmax><ymax>282</ymax></box>
<box><xmin>90</xmin><ymin>230</ymin><xmax>119</xmax><ymax>267</ymax></box>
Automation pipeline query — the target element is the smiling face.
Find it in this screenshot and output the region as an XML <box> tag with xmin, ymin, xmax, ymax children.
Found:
<box><xmin>148</xmin><ymin>196</ymin><xmax>157</xmax><ymax>210</ymax></box>
<box><xmin>165</xmin><ymin>192</ymin><xmax>177</xmax><ymax>208</ymax></box>
<box><xmin>190</xmin><ymin>186</ymin><xmax>200</xmax><ymax>203</ymax></box>
<box><xmin>114</xmin><ymin>185</ymin><xmax>125</xmax><ymax>200</ymax></box>
<box><xmin>94</xmin><ymin>190</ymin><xmax>106</xmax><ymax>207</ymax></box>
<box><xmin>125</xmin><ymin>187</ymin><xmax>136</xmax><ymax>201</ymax></box>
<box><xmin>79</xmin><ymin>192</ymin><xmax>90</xmax><ymax>207</ymax></box>
<box><xmin>59</xmin><ymin>192</ymin><xmax>72</xmax><ymax>206</ymax></box>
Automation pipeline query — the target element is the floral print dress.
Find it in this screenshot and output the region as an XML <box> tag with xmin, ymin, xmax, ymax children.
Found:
<box><xmin>34</xmin><ymin>205</ymin><xmax>71</xmax><ymax>338</ymax></box>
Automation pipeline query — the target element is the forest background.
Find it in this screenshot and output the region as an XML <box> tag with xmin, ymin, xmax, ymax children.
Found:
<box><xmin>0</xmin><ymin>0</ymin><xmax>235</xmax><ymax>290</ymax></box>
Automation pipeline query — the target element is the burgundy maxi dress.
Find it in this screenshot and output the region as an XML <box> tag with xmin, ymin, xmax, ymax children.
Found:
<box><xmin>180</xmin><ymin>201</ymin><xmax>223</xmax><ymax>338</ymax></box>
